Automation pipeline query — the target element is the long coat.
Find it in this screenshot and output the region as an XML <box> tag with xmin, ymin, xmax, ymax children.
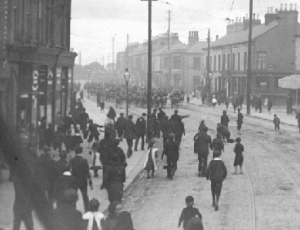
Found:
<box><xmin>194</xmin><ymin>132</ymin><xmax>212</xmax><ymax>158</ymax></box>
<box><xmin>70</xmin><ymin>155</ymin><xmax>91</xmax><ymax>188</ymax></box>
<box><xmin>135</xmin><ymin>117</ymin><xmax>146</xmax><ymax>135</ymax></box>
<box><xmin>124</xmin><ymin>119</ymin><xmax>136</xmax><ymax>139</ymax></box>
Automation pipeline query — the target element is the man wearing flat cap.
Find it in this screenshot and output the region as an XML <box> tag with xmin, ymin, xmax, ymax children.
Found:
<box><xmin>134</xmin><ymin>113</ymin><xmax>147</xmax><ymax>151</ymax></box>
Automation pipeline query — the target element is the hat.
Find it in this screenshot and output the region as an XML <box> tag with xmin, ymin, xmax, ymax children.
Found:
<box><xmin>142</xmin><ymin>113</ymin><xmax>147</xmax><ymax>116</ymax></box>
<box><xmin>213</xmin><ymin>150</ymin><xmax>221</xmax><ymax>157</ymax></box>
<box><xmin>236</xmin><ymin>137</ymin><xmax>241</xmax><ymax>142</ymax></box>
<box><xmin>75</xmin><ymin>146</ymin><xmax>83</xmax><ymax>154</ymax></box>
<box><xmin>63</xmin><ymin>189</ymin><xmax>78</xmax><ymax>203</ymax></box>
<box><xmin>89</xmin><ymin>198</ymin><xmax>100</xmax><ymax>211</ymax></box>
<box><xmin>185</xmin><ymin>196</ymin><xmax>194</xmax><ymax>203</ymax></box>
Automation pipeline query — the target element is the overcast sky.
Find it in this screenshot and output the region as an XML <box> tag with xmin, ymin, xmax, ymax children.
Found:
<box><xmin>71</xmin><ymin>0</ymin><xmax>298</xmax><ymax>65</ymax></box>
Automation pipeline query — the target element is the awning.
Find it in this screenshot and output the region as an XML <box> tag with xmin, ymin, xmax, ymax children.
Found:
<box><xmin>278</xmin><ymin>74</ymin><xmax>300</xmax><ymax>89</ymax></box>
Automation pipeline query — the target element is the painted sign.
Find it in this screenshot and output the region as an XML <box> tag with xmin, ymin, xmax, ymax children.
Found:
<box><xmin>32</xmin><ymin>70</ymin><xmax>39</xmax><ymax>91</ymax></box>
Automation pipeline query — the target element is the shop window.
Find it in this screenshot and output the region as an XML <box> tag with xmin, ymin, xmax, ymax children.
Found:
<box><xmin>257</xmin><ymin>52</ymin><xmax>267</xmax><ymax>70</ymax></box>
<box><xmin>193</xmin><ymin>57</ymin><xmax>201</xmax><ymax>70</ymax></box>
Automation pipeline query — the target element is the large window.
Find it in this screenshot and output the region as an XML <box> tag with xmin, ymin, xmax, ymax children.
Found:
<box><xmin>238</xmin><ymin>53</ymin><xmax>240</xmax><ymax>71</ymax></box>
<box><xmin>193</xmin><ymin>57</ymin><xmax>201</xmax><ymax>70</ymax></box>
<box><xmin>163</xmin><ymin>57</ymin><xmax>169</xmax><ymax>69</ymax></box>
<box><xmin>213</xmin><ymin>55</ymin><xmax>216</xmax><ymax>71</ymax></box>
<box><xmin>222</xmin><ymin>54</ymin><xmax>226</xmax><ymax>70</ymax></box>
<box><xmin>227</xmin><ymin>54</ymin><xmax>230</xmax><ymax>70</ymax></box>
<box><xmin>244</xmin><ymin>52</ymin><xmax>247</xmax><ymax>70</ymax></box>
<box><xmin>257</xmin><ymin>52</ymin><xmax>267</xmax><ymax>69</ymax></box>
<box><xmin>232</xmin><ymin>53</ymin><xmax>235</xmax><ymax>71</ymax></box>
<box><xmin>173</xmin><ymin>56</ymin><xmax>181</xmax><ymax>69</ymax></box>
<box><xmin>218</xmin><ymin>55</ymin><xmax>221</xmax><ymax>71</ymax></box>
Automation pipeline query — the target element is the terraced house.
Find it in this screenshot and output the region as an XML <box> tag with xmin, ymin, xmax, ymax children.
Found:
<box><xmin>205</xmin><ymin>3</ymin><xmax>300</xmax><ymax>102</ymax></box>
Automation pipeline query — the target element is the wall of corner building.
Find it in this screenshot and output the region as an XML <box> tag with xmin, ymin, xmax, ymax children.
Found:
<box><xmin>254</xmin><ymin>11</ymin><xmax>298</xmax><ymax>73</ymax></box>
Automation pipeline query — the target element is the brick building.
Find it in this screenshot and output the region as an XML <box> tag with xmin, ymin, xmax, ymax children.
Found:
<box><xmin>0</xmin><ymin>0</ymin><xmax>76</xmax><ymax>129</ymax></box>
<box><xmin>205</xmin><ymin>4</ymin><xmax>300</xmax><ymax>102</ymax></box>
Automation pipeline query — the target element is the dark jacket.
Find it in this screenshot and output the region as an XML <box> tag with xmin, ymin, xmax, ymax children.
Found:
<box><xmin>115</xmin><ymin>211</ymin><xmax>135</xmax><ymax>230</ymax></box>
<box><xmin>36</xmin><ymin>154</ymin><xmax>56</xmax><ymax>190</ymax></box>
<box><xmin>157</xmin><ymin>110</ymin><xmax>166</xmax><ymax>121</ymax></box>
<box><xmin>211</xmin><ymin>138</ymin><xmax>224</xmax><ymax>152</ymax></box>
<box><xmin>174</xmin><ymin>121</ymin><xmax>185</xmax><ymax>136</ymax></box>
<box><xmin>103</xmin><ymin>164</ymin><xmax>126</xmax><ymax>188</ymax></box>
<box><xmin>194</xmin><ymin>132</ymin><xmax>212</xmax><ymax>156</ymax></box>
<box><xmin>124</xmin><ymin>119</ymin><xmax>136</xmax><ymax>139</ymax></box>
<box><xmin>221</xmin><ymin>114</ymin><xmax>229</xmax><ymax>127</ymax></box>
<box><xmin>53</xmin><ymin>173</ymin><xmax>77</xmax><ymax>202</ymax></box>
<box><xmin>98</xmin><ymin>137</ymin><xmax>113</xmax><ymax>166</ymax></box>
<box><xmin>70</xmin><ymin>155</ymin><xmax>92</xmax><ymax>187</ymax></box>
<box><xmin>55</xmin><ymin>158</ymin><xmax>69</xmax><ymax>177</ymax></box>
<box><xmin>115</xmin><ymin>116</ymin><xmax>127</xmax><ymax>133</ymax></box>
<box><xmin>237</xmin><ymin>112</ymin><xmax>244</xmax><ymax>124</ymax></box>
<box><xmin>53</xmin><ymin>204</ymin><xmax>85</xmax><ymax>230</ymax></box>
<box><xmin>108</xmin><ymin>146</ymin><xmax>127</xmax><ymax>167</ymax></box>
<box><xmin>217</xmin><ymin>125</ymin><xmax>230</xmax><ymax>137</ymax></box>
<box><xmin>160</xmin><ymin>120</ymin><xmax>173</xmax><ymax>138</ymax></box>
<box><xmin>135</xmin><ymin>117</ymin><xmax>146</xmax><ymax>135</ymax></box>
<box><xmin>206</xmin><ymin>159</ymin><xmax>227</xmax><ymax>181</ymax></box>
<box><xmin>163</xmin><ymin>140</ymin><xmax>179</xmax><ymax>161</ymax></box>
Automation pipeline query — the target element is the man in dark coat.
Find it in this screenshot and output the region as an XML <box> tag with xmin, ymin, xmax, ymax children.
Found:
<box><xmin>54</xmin><ymin>150</ymin><xmax>69</xmax><ymax>178</ymax></box>
<box><xmin>217</xmin><ymin>123</ymin><xmax>231</xmax><ymax>141</ymax></box>
<box><xmin>237</xmin><ymin>108</ymin><xmax>244</xmax><ymax>134</ymax></box>
<box><xmin>53</xmin><ymin>164</ymin><xmax>77</xmax><ymax>208</ymax></box>
<box><xmin>101</xmin><ymin>154</ymin><xmax>126</xmax><ymax>203</ymax></box>
<box><xmin>162</xmin><ymin>133</ymin><xmax>179</xmax><ymax>180</ymax></box>
<box><xmin>157</xmin><ymin>107</ymin><xmax>166</xmax><ymax>122</ymax></box>
<box><xmin>134</xmin><ymin>113</ymin><xmax>147</xmax><ymax>151</ymax></box>
<box><xmin>79</xmin><ymin>108</ymin><xmax>89</xmax><ymax>138</ymax></box>
<box><xmin>220</xmin><ymin>110</ymin><xmax>229</xmax><ymax>128</ymax></box>
<box><xmin>174</xmin><ymin>118</ymin><xmax>185</xmax><ymax>147</ymax></box>
<box><xmin>115</xmin><ymin>113</ymin><xmax>126</xmax><ymax>139</ymax></box>
<box><xmin>36</xmin><ymin>146</ymin><xmax>56</xmax><ymax>208</ymax></box>
<box><xmin>160</xmin><ymin>116</ymin><xmax>173</xmax><ymax>149</ymax></box>
<box><xmin>124</xmin><ymin>115</ymin><xmax>136</xmax><ymax>158</ymax></box>
<box><xmin>70</xmin><ymin>146</ymin><xmax>93</xmax><ymax>212</ymax></box>
<box><xmin>53</xmin><ymin>189</ymin><xmax>85</xmax><ymax>230</ymax></box>
<box><xmin>194</xmin><ymin>127</ymin><xmax>212</xmax><ymax>177</ymax></box>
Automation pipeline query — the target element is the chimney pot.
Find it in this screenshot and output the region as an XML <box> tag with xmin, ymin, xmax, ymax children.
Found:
<box><xmin>257</xmin><ymin>14</ymin><xmax>259</xmax><ymax>19</ymax></box>
<box><xmin>216</xmin><ymin>35</ymin><xmax>219</xmax><ymax>40</ymax></box>
<box><xmin>285</xmin><ymin>3</ymin><xmax>287</xmax><ymax>11</ymax></box>
<box><xmin>295</xmin><ymin>4</ymin><xmax>297</xmax><ymax>11</ymax></box>
<box><xmin>267</xmin><ymin>7</ymin><xmax>269</xmax><ymax>14</ymax></box>
<box><xmin>271</xmin><ymin>7</ymin><xmax>273</xmax><ymax>13</ymax></box>
<box><xmin>280</xmin><ymin>4</ymin><xmax>283</xmax><ymax>11</ymax></box>
<box><xmin>290</xmin><ymin>3</ymin><xmax>293</xmax><ymax>11</ymax></box>
<box><xmin>275</xmin><ymin>8</ymin><xmax>278</xmax><ymax>13</ymax></box>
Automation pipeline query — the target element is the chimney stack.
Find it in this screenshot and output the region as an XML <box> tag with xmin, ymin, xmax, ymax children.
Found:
<box><xmin>290</xmin><ymin>3</ymin><xmax>293</xmax><ymax>11</ymax></box>
<box><xmin>280</xmin><ymin>4</ymin><xmax>283</xmax><ymax>11</ymax></box>
<box><xmin>267</xmin><ymin>7</ymin><xmax>269</xmax><ymax>14</ymax></box>
<box><xmin>257</xmin><ymin>14</ymin><xmax>259</xmax><ymax>19</ymax></box>
<box><xmin>285</xmin><ymin>3</ymin><xmax>287</xmax><ymax>11</ymax></box>
<box><xmin>295</xmin><ymin>4</ymin><xmax>297</xmax><ymax>11</ymax></box>
<box><xmin>275</xmin><ymin>8</ymin><xmax>278</xmax><ymax>13</ymax></box>
<box><xmin>216</xmin><ymin>35</ymin><xmax>219</xmax><ymax>40</ymax></box>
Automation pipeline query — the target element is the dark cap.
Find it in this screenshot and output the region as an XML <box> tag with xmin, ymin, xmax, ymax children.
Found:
<box><xmin>236</xmin><ymin>137</ymin><xmax>241</xmax><ymax>142</ymax></box>
<box><xmin>75</xmin><ymin>146</ymin><xmax>83</xmax><ymax>154</ymax></box>
<box><xmin>185</xmin><ymin>196</ymin><xmax>194</xmax><ymax>203</ymax></box>
<box><xmin>213</xmin><ymin>150</ymin><xmax>221</xmax><ymax>157</ymax></box>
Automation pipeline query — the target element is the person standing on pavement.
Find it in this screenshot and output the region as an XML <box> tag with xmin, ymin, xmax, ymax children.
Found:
<box><xmin>194</xmin><ymin>127</ymin><xmax>212</xmax><ymax>177</ymax></box>
<box><xmin>221</xmin><ymin>110</ymin><xmax>229</xmax><ymax>128</ymax></box>
<box><xmin>134</xmin><ymin>113</ymin><xmax>147</xmax><ymax>151</ymax></box>
<box><xmin>99</xmin><ymin>132</ymin><xmax>113</xmax><ymax>176</ymax></box>
<box><xmin>237</xmin><ymin>108</ymin><xmax>244</xmax><ymax>134</ymax></box>
<box><xmin>79</xmin><ymin>108</ymin><xmax>89</xmax><ymax>139</ymax></box>
<box><xmin>178</xmin><ymin>196</ymin><xmax>202</xmax><ymax>230</ymax></box>
<box><xmin>115</xmin><ymin>113</ymin><xmax>126</xmax><ymax>140</ymax></box>
<box><xmin>161</xmin><ymin>115</ymin><xmax>173</xmax><ymax>149</ymax></box>
<box><xmin>206</xmin><ymin>150</ymin><xmax>227</xmax><ymax>211</ymax></box>
<box><xmin>162</xmin><ymin>133</ymin><xmax>179</xmax><ymax>180</ymax></box>
<box><xmin>105</xmin><ymin>114</ymin><xmax>116</xmax><ymax>140</ymax></box>
<box><xmin>87</xmin><ymin>119</ymin><xmax>103</xmax><ymax>150</ymax></box>
<box><xmin>198</xmin><ymin>120</ymin><xmax>206</xmax><ymax>133</ymax></box>
<box><xmin>174</xmin><ymin>117</ymin><xmax>185</xmax><ymax>148</ymax></box>
<box><xmin>124</xmin><ymin>114</ymin><xmax>136</xmax><ymax>158</ymax></box>
<box><xmin>90</xmin><ymin>142</ymin><xmax>102</xmax><ymax>178</ymax></box>
<box><xmin>267</xmin><ymin>98</ymin><xmax>273</xmax><ymax>114</ymax></box>
<box><xmin>70</xmin><ymin>146</ymin><xmax>93</xmax><ymax>212</ymax></box>
<box><xmin>101</xmin><ymin>154</ymin><xmax>126</xmax><ymax>203</ymax></box>
<box><xmin>157</xmin><ymin>107</ymin><xmax>166</xmax><ymax>122</ymax></box>
<box><xmin>210</xmin><ymin>133</ymin><xmax>224</xmax><ymax>157</ymax></box>
<box><xmin>54</xmin><ymin>150</ymin><xmax>69</xmax><ymax>177</ymax></box>
<box><xmin>107</xmin><ymin>106</ymin><xmax>117</xmax><ymax>122</ymax></box>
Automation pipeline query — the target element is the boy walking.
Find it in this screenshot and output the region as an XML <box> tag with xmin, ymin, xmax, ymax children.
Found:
<box><xmin>273</xmin><ymin>114</ymin><xmax>280</xmax><ymax>133</ymax></box>
<box><xmin>233</xmin><ymin>137</ymin><xmax>244</xmax><ymax>174</ymax></box>
<box><xmin>206</xmin><ymin>150</ymin><xmax>227</xmax><ymax>211</ymax></box>
<box><xmin>178</xmin><ymin>196</ymin><xmax>202</xmax><ymax>230</ymax></box>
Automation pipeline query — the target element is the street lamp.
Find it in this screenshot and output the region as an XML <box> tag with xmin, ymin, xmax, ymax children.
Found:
<box><xmin>124</xmin><ymin>68</ymin><xmax>130</xmax><ymax>117</ymax></box>
<box><xmin>87</xmin><ymin>69</ymin><xmax>91</xmax><ymax>99</ymax></box>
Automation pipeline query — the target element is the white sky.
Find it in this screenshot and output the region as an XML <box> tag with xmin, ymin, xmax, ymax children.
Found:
<box><xmin>71</xmin><ymin>0</ymin><xmax>298</xmax><ymax>65</ymax></box>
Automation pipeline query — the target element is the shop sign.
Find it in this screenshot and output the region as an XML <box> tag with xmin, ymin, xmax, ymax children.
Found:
<box><xmin>32</xmin><ymin>70</ymin><xmax>39</xmax><ymax>91</ymax></box>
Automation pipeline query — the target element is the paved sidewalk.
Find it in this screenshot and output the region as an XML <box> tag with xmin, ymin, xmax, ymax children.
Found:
<box><xmin>0</xmin><ymin>96</ymin><xmax>147</xmax><ymax>230</ymax></box>
<box><xmin>189</xmin><ymin>97</ymin><xmax>299</xmax><ymax>127</ymax></box>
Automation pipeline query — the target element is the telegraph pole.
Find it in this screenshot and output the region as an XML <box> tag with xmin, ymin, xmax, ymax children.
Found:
<box><xmin>207</xmin><ymin>29</ymin><xmax>211</xmax><ymax>103</ymax></box>
<box><xmin>168</xmin><ymin>10</ymin><xmax>171</xmax><ymax>86</ymax></box>
<box><xmin>112</xmin><ymin>37</ymin><xmax>115</xmax><ymax>79</ymax></box>
<box><xmin>142</xmin><ymin>0</ymin><xmax>157</xmax><ymax>141</ymax></box>
<box><xmin>247</xmin><ymin>0</ymin><xmax>253</xmax><ymax>115</ymax></box>
<box><xmin>126</xmin><ymin>34</ymin><xmax>129</xmax><ymax>69</ymax></box>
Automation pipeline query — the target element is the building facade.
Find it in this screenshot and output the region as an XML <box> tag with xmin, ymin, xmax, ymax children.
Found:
<box><xmin>0</xmin><ymin>0</ymin><xmax>76</xmax><ymax>130</ymax></box>
<box><xmin>116</xmin><ymin>32</ymin><xmax>207</xmax><ymax>93</ymax></box>
<box><xmin>205</xmin><ymin>4</ymin><xmax>300</xmax><ymax>102</ymax></box>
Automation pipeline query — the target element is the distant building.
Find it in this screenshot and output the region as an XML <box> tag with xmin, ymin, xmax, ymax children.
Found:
<box><xmin>204</xmin><ymin>4</ymin><xmax>300</xmax><ymax>102</ymax></box>
<box><xmin>116</xmin><ymin>32</ymin><xmax>207</xmax><ymax>93</ymax></box>
<box><xmin>0</xmin><ymin>1</ymin><xmax>76</xmax><ymax>128</ymax></box>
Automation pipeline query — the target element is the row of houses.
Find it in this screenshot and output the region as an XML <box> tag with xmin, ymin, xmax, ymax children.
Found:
<box><xmin>0</xmin><ymin>0</ymin><xmax>76</xmax><ymax>129</ymax></box>
<box><xmin>116</xmin><ymin>4</ymin><xmax>300</xmax><ymax>101</ymax></box>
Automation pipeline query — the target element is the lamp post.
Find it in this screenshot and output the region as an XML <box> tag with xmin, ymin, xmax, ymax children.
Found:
<box><xmin>87</xmin><ymin>69</ymin><xmax>91</xmax><ymax>99</ymax></box>
<box><xmin>124</xmin><ymin>68</ymin><xmax>130</xmax><ymax>117</ymax></box>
